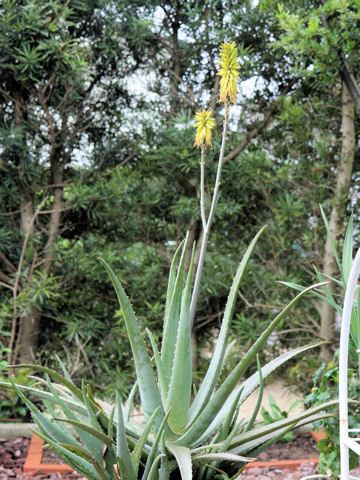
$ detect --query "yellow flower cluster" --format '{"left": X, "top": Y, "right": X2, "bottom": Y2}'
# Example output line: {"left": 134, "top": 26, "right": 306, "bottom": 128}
{"left": 217, "top": 42, "right": 239, "bottom": 104}
{"left": 193, "top": 110, "right": 215, "bottom": 148}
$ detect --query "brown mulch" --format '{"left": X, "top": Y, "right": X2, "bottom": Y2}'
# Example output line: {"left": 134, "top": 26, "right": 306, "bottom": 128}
{"left": 0, "top": 437, "right": 85, "bottom": 479}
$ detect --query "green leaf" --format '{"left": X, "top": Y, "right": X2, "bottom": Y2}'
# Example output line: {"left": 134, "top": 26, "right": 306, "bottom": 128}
{"left": 166, "top": 243, "right": 194, "bottom": 433}
{"left": 166, "top": 445, "right": 192, "bottom": 480}
{"left": 115, "top": 392, "right": 137, "bottom": 480}
{"left": 124, "top": 381, "right": 138, "bottom": 422}
{"left": 161, "top": 234, "right": 189, "bottom": 395}
{"left": 55, "top": 418, "right": 114, "bottom": 446}
{"left": 342, "top": 212, "right": 354, "bottom": 288}
{"left": 197, "top": 341, "right": 325, "bottom": 444}
{"left": 320, "top": 205, "right": 342, "bottom": 274}
{"left": 99, "top": 258, "right": 163, "bottom": 426}
{"left": 188, "top": 226, "right": 267, "bottom": 424}
{"left": 142, "top": 410, "right": 171, "bottom": 480}
{"left": 147, "top": 454, "right": 166, "bottom": 480}
{"left": 175, "top": 283, "right": 326, "bottom": 446}
{"left": 8, "top": 364, "right": 83, "bottom": 400}
{"left": 192, "top": 452, "right": 253, "bottom": 466}
{"left": 132, "top": 406, "right": 161, "bottom": 475}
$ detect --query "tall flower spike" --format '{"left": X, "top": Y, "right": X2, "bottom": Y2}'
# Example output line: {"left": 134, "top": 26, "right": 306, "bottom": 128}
{"left": 193, "top": 110, "right": 215, "bottom": 148}
{"left": 217, "top": 42, "right": 240, "bottom": 104}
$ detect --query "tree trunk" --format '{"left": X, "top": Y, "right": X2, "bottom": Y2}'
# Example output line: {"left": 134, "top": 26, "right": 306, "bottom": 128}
{"left": 18, "top": 307, "right": 40, "bottom": 363}
{"left": 320, "top": 82, "right": 355, "bottom": 360}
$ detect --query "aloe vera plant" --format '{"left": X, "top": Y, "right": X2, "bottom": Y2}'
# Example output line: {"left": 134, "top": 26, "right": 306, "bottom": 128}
{"left": 8, "top": 231, "right": 334, "bottom": 479}
{"left": 6, "top": 43, "right": 336, "bottom": 479}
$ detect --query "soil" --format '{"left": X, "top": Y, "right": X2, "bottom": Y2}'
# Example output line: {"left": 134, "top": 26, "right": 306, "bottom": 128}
{"left": 1, "top": 435, "right": 360, "bottom": 480}
{"left": 0, "top": 437, "right": 85, "bottom": 479}
{"left": 257, "top": 433, "right": 319, "bottom": 461}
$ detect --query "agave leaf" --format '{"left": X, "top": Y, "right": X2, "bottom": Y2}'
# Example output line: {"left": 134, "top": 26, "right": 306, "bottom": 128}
{"left": 195, "top": 341, "right": 325, "bottom": 445}
{"left": 147, "top": 453, "right": 166, "bottom": 480}
{"left": 115, "top": 392, "right": 137, "bottom": 480}
{"left": 161, "top": 234, "right": 189, "bottom": 394}
{"left": 92, "top": 458, "right": 110, "bottom": 480}
{"left": 166, "top": 445, "right": 192, "bottom": 480}
{"left": 124, "top": 380, "right": 139, "bottom": 422}
{"left": 342, "top": 212, "right": 354, "bottom": 288}
{"left": 8, "top": 364, "right": 83, "bottom": 400}
{"left": 189, "top": 226, "right": 267, "bottom": 424}
{"left": 132, "top": 406, "right": 161, "bottom": 476}
{"left": 166, "top": 243, "right": 194, "bottom": 433}
{"left": 320, "top": 205, "right": 342, "bottom": 273}
{"left": 99, "top": 258, "right": 163, "bottom": 426}
{"left": 175, "top": 284, "right": 326, "bottom": 447}
{"left": 192, "top": 452, "right": 253, "bottom": 466}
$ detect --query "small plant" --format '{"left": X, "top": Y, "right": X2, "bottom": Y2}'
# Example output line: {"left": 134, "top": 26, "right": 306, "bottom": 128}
{"left": 5, "top": 43, "right": 335, "bottom": 480}
{"left": 259, "top": 395, "right": 301, "bottom": 442}
{"left": 284, "top": 212, "right": 360, "bottom": 478}
{"left": 305, "top": 363, "right": 360, "bottom": 478}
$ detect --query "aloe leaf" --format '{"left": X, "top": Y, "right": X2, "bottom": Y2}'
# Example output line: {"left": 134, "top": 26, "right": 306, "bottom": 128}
{"left": 148, "top": 453, "right": 166, "bottom": 480}
{"left": 215, "top": 387, "right": 243, "bottom": 444}
{"left": 99, "top": 258, "right": 163, "bottom": 425}
{"left": 132, "top": 406, "right": 161, "bottom": 476}
{"left": 8, "top": 364, "right": 83, "bottom": 400}
{"left": 55, "top": 418, "right": 114, "bottom": 446}
{"left": 147, "top": 328, "right": 167, "bottom": 403}
{"left": 35, "top": 430, "right": 99, "bottom": 479}
{"left": 58, "top": 443, "right": 93, "bottom": 461}
{"left": 161, "top": 234, "right": 189, "bottom": 394}
{"left": 229, "top": 402, "right": 337, "bottom": 452}
{"left": 342, "top": 212, "right": 354, "bottom": 287}
{"left": 44, "top": 374, "right": 105, "bottom": 465}
{"left": 195, "top": 341, "right": 324, "bottom": 444}
{"left": 245, "top": 355, "right": 263, "bottom": 432}
{"left": 115, "top": 392, "right": 137, "bottom": 480}
{"left": 124, "top": 380, "right": 139, "bottom": 422}
{"left": 164, "top": 239, "right": 186, "bottom": 332}
{"left": 166, "top": 243, "right": 194, "bottom": 433}
{"left": 189, "top": 226, "right": 267, "bottom": 424}
{"left": 11, "top": 382, "right": 82, "bottom": 448}
{"left": 166, "top": 445, "right": 192, "bottom": 480}
{"left": 192, "top": 452, "right": 253, "bottom": 466}
{"left": 142, "top": 410, "right": 171, "bottom": 480}
{"left": 175, "top": 284, "right": 325, "bottom": 446}
{"left": 320, "top": 205, "right": 342, "bottom": 273}
{"left": 313, "top": 266, "right": 341, "bottom": 312}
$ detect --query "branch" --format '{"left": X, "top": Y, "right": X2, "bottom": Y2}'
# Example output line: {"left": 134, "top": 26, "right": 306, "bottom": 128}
{"left": 321, "top": 14, "right": 360, "bottom": 111}
{"left": 8, "top": 197, "right": 48, "bottom": 365}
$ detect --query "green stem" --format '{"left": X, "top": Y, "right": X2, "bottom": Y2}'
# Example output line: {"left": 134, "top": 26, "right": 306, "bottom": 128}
{"left": 190, "top": 103, "right": 230, "bottom": 329}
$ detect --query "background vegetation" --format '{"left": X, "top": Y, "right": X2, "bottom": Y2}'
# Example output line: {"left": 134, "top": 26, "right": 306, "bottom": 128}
{"left": 1, "top": 0, "right": 359, "bottom": 403}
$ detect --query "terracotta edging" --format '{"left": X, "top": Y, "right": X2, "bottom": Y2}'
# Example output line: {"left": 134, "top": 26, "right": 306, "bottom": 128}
{"left": 23, "top": 434, "right": 73, "bottom": 474}
{"left": 24, "top": 430, "right": 325, "bottom": 474}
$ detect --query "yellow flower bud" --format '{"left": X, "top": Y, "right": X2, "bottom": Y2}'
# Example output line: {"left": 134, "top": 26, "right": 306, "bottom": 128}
{"left": 217, "top": 42, "right": 240, "bottom": 104}
{"left": 193, "top": 110, "right": 215, "bottom": 148}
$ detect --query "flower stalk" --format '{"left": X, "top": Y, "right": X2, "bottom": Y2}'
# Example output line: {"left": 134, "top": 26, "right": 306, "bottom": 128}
{"left": 190, "top": 103, "right": 230, "bottom": 328}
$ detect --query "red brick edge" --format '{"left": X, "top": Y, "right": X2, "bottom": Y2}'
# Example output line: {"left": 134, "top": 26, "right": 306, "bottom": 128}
{"left": 24, "top": 430, "right": 325, "bottom": 474}
{"left": 23, "top": 434, "right": 73, "bottom": 474}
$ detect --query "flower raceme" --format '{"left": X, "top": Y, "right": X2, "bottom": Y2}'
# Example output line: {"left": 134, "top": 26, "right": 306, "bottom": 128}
{"left": 217, "top": 41, "right": 240, "bottom": 104}
{"left": 193, "top": 109, "right": 215, "bottom": 148}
